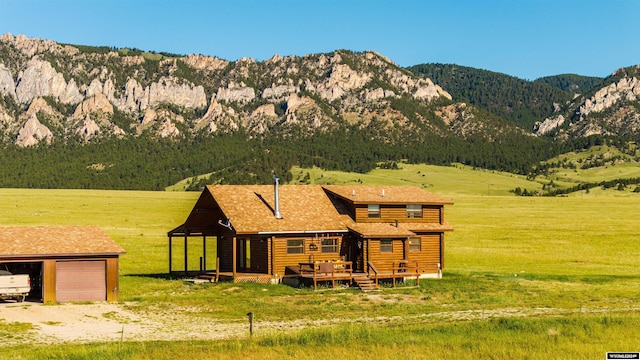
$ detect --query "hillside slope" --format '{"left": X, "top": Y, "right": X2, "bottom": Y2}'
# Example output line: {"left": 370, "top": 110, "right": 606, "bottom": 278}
{"left": 0, "top": 34, "right": 638, "bottom": 190}
{"left": 534, "top": 65, "right": 640, "bottom": 138}
{"left": 406, "top": 63, "right": 574, "bottom": 130}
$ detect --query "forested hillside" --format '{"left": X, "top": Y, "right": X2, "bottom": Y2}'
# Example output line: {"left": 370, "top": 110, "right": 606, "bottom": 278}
{"left": 1, "top": 34, "right": 639, "bottom": 191}
{"left": 533, "top": 74, "right": 604, "bottom": 94}
{"left": 406, "top": 63, "right": 574, "bottom": 130}
{"left": 0, "top": 125, "right": 569, "bottom": 190}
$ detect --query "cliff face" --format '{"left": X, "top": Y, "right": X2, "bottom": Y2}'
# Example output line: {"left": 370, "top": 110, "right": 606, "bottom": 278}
{"left": 0, "top": 34, "right": 459, "bottom": 146}
{"left": 534, "top": 66, "right": 640, "bottom": 138}
{"left": 1, "top": 33, "right": 638, "bottom": 148}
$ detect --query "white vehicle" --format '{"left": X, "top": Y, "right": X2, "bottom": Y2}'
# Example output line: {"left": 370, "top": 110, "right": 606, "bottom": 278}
{"left": 0, "top": 265, "right": 30, "bottom": 302}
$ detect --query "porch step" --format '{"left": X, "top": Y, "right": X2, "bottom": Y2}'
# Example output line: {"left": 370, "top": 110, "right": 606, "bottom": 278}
{"left": 352, "top": 275, "right": 379, "bottom": 292}
{"left": 198, "top": 273, "right": 217, "bottom": 282}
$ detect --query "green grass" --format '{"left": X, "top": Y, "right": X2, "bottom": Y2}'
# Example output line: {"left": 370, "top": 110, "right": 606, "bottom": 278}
{"left": 1, "top": 160, "right": 640, "bottom": 357}
{"left": 3, "top": 315, "right": 639, "bottom": 359}
{"left": 0, "top": 319, "right": 34, "bottom": 343}
{"left": 541, "top": 145, "right": 640, "bottom": 189}
{"left": 289, "top": 163, "right": 544, "bottom": 197}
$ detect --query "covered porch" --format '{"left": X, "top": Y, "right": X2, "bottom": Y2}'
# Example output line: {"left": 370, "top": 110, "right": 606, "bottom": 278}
{"left": 167, "top": 224, "right": 277, "bottom": 283}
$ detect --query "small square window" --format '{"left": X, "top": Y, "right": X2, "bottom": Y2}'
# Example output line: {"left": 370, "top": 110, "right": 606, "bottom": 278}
{"left": 380, "top": 239, "right": 392, "bottom": 253}
{"left": 287, "top": 239, "right": 305, "bottom": 254}
{"left": 407, "top": 204, "right": 422, "bottom": 218}
{"left": 368, "top": 204, "right": 380, "bottom": 218}
{"left": 409, "top": 237, "right": 421, "bottom": 252}
{"left": 321, "top": 238, "right": 338, "bottom": 253}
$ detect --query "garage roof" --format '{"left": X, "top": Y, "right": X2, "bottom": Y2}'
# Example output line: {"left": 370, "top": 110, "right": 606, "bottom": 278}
{"left": 0, "top": 226, "right": 126, "bottom": 258}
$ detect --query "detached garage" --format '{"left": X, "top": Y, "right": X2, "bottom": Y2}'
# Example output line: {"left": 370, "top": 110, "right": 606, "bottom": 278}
{"left": 0, "top": 226, "right": 125, "bottom": 303}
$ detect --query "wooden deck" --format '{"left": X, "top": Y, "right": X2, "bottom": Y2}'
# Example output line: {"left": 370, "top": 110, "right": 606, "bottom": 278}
{"left": 198, "top": 271, "right": 275, "bottom": 284}
{"left": 367, "top": 260, "right": 421, "bottom": 287}
{"left": 191, "top": 259, "right": 422, "bottom": 290}
{"left": 293, "top": 260, "right": 355, "bottom": 290}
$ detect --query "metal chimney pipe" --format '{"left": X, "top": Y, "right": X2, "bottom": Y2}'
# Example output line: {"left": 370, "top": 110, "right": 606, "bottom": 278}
{"left": 273, "top": 175, "right": 283, "bottom": 219}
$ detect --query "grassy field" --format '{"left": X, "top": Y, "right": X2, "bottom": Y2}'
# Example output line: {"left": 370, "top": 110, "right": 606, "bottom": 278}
{"left": 2, "top": 162, "right": 640, "bottom": 358}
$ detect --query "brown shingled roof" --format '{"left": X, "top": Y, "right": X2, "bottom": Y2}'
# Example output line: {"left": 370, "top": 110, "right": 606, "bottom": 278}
{"left": 347, "top": 221, "right": 454, "bottom": 238}
{"left": 322, "top": 185, "right": 453, "bottom": 205}
{"left": 400, "top": 222, "right": 454, "bottom": 233}
{"left": 0, "top": 226, "right": 126, "bottom": 258}
{"left": 207, "top": 185, "right": 350, "bottom": 234}
{"left": 347, "top": 222, "right": 416, "bottom": 238}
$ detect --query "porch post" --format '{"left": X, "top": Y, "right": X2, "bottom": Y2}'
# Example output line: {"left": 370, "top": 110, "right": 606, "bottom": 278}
{"left": 403, "top": 237, "right": 408, "bottom": 260}
{"left": 232, "top": 236, "right": 237, "bottom": 280}
{"left": 203, "top": 235, "right": 207, "bottom": 272}
{"left": 184, "top": 235, "right": 188, "bottom": 273}
{"left": 366, "top": 239, "right": 370, "bottom": 267}
{"left": 168, "top": 236, "right": 172, "bottom": 274}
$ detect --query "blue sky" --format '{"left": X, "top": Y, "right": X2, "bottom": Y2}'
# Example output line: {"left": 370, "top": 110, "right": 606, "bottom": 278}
{"left": 0, "top": 0, "right": 638, "bottom": 80}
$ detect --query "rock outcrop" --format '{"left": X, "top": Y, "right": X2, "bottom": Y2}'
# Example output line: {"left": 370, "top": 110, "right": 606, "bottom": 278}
{"left": 540, "top": 67, "right": 640, "bottom": 138}
{"left": 16, "top": 114, "right": 53, "bottom": 146}
{"left": 0, "top": 63, "right": 17, "bottom": 99}
{"left": 534, "top": 115, "right": 565, "bottom": 136}
{"left": 261, "top": 84, "right": 298, "bottom": 101}
{"left": 579, "top": 76, "right": 640, "bottom": 117}
{"left": 196, "top": 99, "right": 240, "bottom": 133}
{"left": 149, "top": 77, "right": 207, "bottom": 109}
{"left": 15, "top": 59, "right": 83, "bottom": 104}
{"left": 215, "top": 83, "right": 256, "bottom": 103}
{"left": 75, "top": 116, "right": 101, "bottom": 138}
{"left": 72, "top": 93, "right": 114, "bottom": 119}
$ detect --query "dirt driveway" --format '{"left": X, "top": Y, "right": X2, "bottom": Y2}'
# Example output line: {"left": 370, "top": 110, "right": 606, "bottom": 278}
{"left": 0, "top": 301, "right": 249, "bottom": 345}
{"left": 3, "top": 300, "right": 637, "bottom": 346}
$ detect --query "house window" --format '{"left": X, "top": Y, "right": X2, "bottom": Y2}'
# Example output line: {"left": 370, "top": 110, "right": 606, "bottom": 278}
{"left": 287, "top": 239, "right": 305, "bottom": 254}
{"left": 368, "top": 204, "right": 380, "bottom": 218}
{"left": 409, "top": 237, "right": 421, "bottom": 252}
{"left": 407, "top": 204, "right": 423, "bottom": 218}
{"left": 380, "top": 239, "right": 393, "bottom": 253}
{"left": 321, "top": 238, "right": 338, "bottom": 253}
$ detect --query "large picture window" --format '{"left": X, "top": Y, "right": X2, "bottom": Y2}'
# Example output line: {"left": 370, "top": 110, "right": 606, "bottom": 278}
{"left": 380, "top": 239, "right": 393, "bottom": 253}
{"left": 321, "top": 238, "right": 338, "bottom": 253}
{"left": 406, "top": 204, "right": 423, "bottom": 218}
{"left": 368, "top": 204, "right": 380, "bottom": 218}
{"left": 287, "top": 239, "right": 305, "bottom": 254}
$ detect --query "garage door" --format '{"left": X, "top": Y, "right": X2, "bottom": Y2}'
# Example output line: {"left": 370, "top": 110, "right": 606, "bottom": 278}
{"left": 56, "top": 261, "right": 106, "bottom": 302}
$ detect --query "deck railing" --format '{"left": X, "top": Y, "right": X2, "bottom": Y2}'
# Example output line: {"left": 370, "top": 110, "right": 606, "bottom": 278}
{"left": 297, "top": 260, "right": 353, "bottom": 290}
{"left": 366, "top": 260, "right": 420, "bottom": 287}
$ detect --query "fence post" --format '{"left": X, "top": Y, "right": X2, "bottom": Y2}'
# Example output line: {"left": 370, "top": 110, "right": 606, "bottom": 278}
{"left": 247, "top": 312, "right": 254, "bottom": 337}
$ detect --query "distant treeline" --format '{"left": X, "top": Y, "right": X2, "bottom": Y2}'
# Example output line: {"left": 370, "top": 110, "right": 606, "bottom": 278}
{"left": 0, "top": 127, "right": 619, "bottom": 191}
{"left": 514, "top": 177, "right": 640, "bottom": 196}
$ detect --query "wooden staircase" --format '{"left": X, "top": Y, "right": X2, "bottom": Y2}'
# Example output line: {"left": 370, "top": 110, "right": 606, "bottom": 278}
{"left": 352, "top": 274, "right": 379, "bottom": 292}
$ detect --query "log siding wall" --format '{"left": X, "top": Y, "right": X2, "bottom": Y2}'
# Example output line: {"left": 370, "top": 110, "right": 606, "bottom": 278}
{"left": 355, "top": 205, "right": 442, "bottom": 223}
{"left": 407, "top": 234, "right": 442, "bottom": 273}
{"left": 364, "top": 234, "right": 442, "bottom": 275}
{"left": 271, "top": 235, "right": 345, "bottom": 277}
{"left": 367, "top": 238, "right": 406, "bottom": 264}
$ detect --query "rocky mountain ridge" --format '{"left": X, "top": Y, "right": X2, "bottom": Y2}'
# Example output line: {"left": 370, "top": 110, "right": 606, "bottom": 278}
{"left": 534, "top": 66, "right": 640, "bottom": 138}
{"left": 1, "top": 33, "right": 639, "bottom": 149}
{"left": 0, "top": 33, "right": 458, "bottom": 147}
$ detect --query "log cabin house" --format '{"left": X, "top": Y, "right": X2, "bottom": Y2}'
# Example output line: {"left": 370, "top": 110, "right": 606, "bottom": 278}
{"left": 168, "top": 180, "right": 453, "bottom": 290}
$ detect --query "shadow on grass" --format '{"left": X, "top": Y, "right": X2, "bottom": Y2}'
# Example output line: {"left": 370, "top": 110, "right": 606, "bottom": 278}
{"left": 123, "top": 273, "right": 185, "bottom": 280}
{"left": 516, "top": 273, "right": 640, "bottom": 284}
